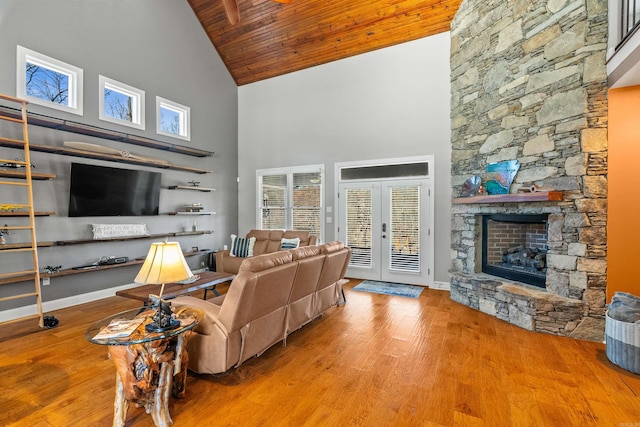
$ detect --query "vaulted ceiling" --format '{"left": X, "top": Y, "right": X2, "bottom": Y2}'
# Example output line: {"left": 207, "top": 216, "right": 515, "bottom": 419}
{"left": 188, "top": 0, "right": 463, "bottom": 86}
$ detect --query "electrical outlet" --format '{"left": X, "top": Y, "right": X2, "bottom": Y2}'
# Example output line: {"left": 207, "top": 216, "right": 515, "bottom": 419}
{"left": 42, "top": 277, "right": 50, "bottom": 286}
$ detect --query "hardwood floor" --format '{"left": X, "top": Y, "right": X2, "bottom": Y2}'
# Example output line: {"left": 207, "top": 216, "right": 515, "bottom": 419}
{"left": 1, "top": 280, "right": 639, "bottom": 426}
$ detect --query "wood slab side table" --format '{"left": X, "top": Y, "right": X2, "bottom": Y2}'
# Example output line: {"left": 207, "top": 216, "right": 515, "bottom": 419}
{"left": 116, "top": 271, "right": 235, "bottom": 303}
{"left": 86, "top": 306, "right": 204, "bottom": 427}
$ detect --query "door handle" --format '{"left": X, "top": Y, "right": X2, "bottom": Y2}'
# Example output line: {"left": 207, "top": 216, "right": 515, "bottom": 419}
{"left": 382, "top": 223, "right": 387, "bottom": 232}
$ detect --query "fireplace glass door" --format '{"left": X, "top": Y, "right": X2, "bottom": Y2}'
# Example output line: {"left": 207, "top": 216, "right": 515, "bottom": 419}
{"left": 482, "top": 214, "right": 548, "bottom": 288}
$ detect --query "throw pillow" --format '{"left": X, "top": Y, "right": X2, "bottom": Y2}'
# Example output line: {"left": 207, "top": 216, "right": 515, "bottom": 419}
{"left": 281, "top": 237, "right": 301, "bottom": 250}
{"left": 230, "top": 234, "right": 256, "bottom": 257}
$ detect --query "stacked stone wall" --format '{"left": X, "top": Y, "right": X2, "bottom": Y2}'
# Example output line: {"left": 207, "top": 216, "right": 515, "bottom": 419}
{"left": 449, "top": 0, "right": 608, "bottom": 341}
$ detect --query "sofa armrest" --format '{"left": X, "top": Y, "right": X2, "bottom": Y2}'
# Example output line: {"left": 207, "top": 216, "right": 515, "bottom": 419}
{"left": 215, "top": 250, "right": 231, "bottom": 273}
{"left": 172, "top": 296, "right": 238, "bottom": 374}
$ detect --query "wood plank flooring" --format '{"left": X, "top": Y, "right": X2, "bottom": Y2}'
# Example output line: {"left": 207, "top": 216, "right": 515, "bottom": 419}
{"left": 1, "top": 280, "right": 639, "bottom": 426}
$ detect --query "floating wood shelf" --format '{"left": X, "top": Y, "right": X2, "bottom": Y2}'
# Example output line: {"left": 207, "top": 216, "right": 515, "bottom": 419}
{"left": 0, "top": 170, "right": 56, "bottom": 180}
{"left": 0, "top": 104, "right": 213, "bottom": 158}
{"left": 453, "top": 191, "right": 563, "bottom": 204}
{"left": 0, "top": 139, "right": 212, "bottom": 174}
{"left": 0, "top": 230, "right": 213, "bottom": 251}
{"left": 168, "top": 185, "right": 216, "bottom": 192}
{"left": 0, "top": 241, "right": 54, "bottom": 250}
{"left": 0, "top": 211, "right": 55, "bottom": 217}
{"left": 0, "top": 250, "right": 212, "bottom": 285}
{"left": 54, "top": 230, "right": 214, "bottom": 246}
{"left": 167, "top": 212, "right": 216, "bottom": 216}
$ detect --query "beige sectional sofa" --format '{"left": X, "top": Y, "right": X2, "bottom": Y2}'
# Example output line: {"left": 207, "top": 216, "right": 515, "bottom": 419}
{"left": 215, "top": 229, "right": 318, "bottom": 275}
{"left": 173, "top": 241, "right": 351, "bottom": 375}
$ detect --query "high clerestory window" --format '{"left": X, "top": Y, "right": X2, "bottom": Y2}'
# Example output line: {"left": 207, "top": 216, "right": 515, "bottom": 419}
{"left": 156, "top": 96, "right": 190, "bottom": 141}
{"left": 99, "top": 75, "right": 145, "bottom": 130}
{"left": 16, "top": 46, "right": 84, "bottom": 115}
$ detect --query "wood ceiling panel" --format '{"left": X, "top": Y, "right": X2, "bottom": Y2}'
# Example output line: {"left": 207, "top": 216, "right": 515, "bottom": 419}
{"left": 188, "top": 0, "right": 462, "bottom": 85}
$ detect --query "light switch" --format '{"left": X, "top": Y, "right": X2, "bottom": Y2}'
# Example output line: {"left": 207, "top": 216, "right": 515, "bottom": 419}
{"left": 326, "top": 217, "right": 333, "bottom": 223}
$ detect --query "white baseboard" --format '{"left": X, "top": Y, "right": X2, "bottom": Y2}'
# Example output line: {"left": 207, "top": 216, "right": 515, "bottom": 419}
{"left": 0, "top": 282, "right": 140, "bottom": 323}
{"left": 430, "top": 281, "right": 450, "bottom": 291}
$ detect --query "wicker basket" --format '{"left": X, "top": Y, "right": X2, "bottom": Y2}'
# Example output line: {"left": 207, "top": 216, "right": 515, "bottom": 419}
{"left": 605, "top": 312, "right": 640, "bottom": 374}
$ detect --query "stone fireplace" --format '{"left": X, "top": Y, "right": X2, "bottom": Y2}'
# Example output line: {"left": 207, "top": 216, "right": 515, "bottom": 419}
{"left": 449, "top": 0, "right": 608, "bottom": 341}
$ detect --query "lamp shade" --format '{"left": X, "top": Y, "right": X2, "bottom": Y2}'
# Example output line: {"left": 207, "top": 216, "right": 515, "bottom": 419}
{"left": 134, "top": 241, "right": 193, "bottom": 285}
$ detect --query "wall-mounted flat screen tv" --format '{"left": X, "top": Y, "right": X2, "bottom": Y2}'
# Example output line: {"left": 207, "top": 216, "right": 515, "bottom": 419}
{"left": 68, "top": 163, "right": 161, "bottom": 217}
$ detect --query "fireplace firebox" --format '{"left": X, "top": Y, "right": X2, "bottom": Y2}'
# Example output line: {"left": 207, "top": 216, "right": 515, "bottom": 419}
{"left": 481, "top": 214, "right": 548, "bottom": 288}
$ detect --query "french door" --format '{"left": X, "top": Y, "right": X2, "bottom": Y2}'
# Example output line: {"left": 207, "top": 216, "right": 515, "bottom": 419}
{"left": 338, "top": 179, "right": 431, "bottom": 286}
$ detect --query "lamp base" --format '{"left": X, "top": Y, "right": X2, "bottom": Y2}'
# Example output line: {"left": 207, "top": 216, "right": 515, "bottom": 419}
{"left": 145, "top": 317, "right": 180, "bottom": 332}
{"left": 146, "top": 293, "right": 179, "bottom": 332}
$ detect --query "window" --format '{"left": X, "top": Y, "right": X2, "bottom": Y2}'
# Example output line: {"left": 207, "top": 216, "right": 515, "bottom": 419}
{"left": 156, "top": 97, "right": 190, "bottom": 141}
{"left": 99, "top": 75, "right": 145, "bottom": 130}
{"left": 16, "top": 46, "right": 83, "bottom": 115}
{"left": 257, "top": 165, "right": 324, "bottom": 241}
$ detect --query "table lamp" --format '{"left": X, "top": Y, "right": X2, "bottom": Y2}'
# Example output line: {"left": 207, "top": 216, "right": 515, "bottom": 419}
{"left": 134, "top": 240, "right": 193, "bottom": 332}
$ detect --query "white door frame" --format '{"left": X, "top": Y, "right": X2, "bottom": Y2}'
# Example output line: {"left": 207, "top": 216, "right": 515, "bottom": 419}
{"left": 334, "top": 155, "right": 435, "bottom": 287}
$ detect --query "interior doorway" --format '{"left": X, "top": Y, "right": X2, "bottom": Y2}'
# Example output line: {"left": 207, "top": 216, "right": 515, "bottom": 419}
{"left": 335, "top": 157, "right": 433, "bottom": 286}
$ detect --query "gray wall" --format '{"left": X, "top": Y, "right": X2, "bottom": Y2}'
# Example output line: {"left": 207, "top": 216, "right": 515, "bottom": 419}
{"left": 238, "top": 33, "right": 452, "bottom": 284}
{"left": 0, "top": 0, "right": 238, "bottom": 313}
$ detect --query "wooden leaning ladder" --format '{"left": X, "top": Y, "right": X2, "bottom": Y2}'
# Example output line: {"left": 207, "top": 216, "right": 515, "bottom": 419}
{"left": 0, "top": 94, "right": 45, "bottom": 328}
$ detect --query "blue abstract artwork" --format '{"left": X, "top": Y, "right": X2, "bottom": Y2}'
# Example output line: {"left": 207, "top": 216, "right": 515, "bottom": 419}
{"left": 485, "top": 160, "right": 520, "bottom": 195}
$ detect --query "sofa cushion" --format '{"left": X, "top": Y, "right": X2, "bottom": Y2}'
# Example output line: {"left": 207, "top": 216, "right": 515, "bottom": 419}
{"left": 281, "top": 237, "right": 301, "bottom": 250}
{"left": 247, "top": 229, "right": 276, "bottom": 255}
{"left": 283, "top": 230, "right": 315, "bottom": 247}
{"left": 290, "top": 245, "right": 322, "bottom": 260}
{"left": 319, "top": 241, "right": 345, "bottom": 254}
{"left": 239, "top": 250, "right": 293, "bottom": 273}
{"left": 230, "top": 234, "right": 256, "bottom": 257}
{"left": 264, "top": 230, "right": 285, "bottom": 253}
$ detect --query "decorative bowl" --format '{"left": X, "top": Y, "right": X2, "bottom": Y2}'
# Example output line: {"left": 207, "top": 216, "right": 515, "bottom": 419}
{"left": 461, "top": 175, "right": 481, "bottom": 197}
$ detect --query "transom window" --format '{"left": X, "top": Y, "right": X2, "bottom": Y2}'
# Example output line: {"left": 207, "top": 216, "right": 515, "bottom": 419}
{"left": 16, "top": 46, "right": 83, "bottom": 115}
{"left": 99, "top": 75, "right": 145, "bottom": 130}
{"left": 257, "top": 165, "right": 324, "bottom": 241}
{"left": 156, "top": 96, "right": 190, "bottom": 141}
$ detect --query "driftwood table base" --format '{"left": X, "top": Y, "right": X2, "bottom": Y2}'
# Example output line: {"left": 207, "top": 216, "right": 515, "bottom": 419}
{"left": 86, "top": 306, "right": 202, "bottom": 427}
{"left": 108, "top": 333, "right": 190, "bottom": 427}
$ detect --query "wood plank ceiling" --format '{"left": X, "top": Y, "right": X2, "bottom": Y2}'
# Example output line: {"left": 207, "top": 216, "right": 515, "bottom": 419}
{"left": 188, "top": 0, "right": 463, "bottom": 86}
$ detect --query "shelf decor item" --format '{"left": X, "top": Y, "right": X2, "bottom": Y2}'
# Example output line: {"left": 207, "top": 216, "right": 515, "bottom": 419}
{"left": 92, "top": 223, "right": 149, "bottom": 239}
{"left": 0, "top": 204, "right": 24, "bottom": 212}
{"left": 185, "top": 203, "right": 204, "bottom": 212}
{"left": 64, "top": 141, "right": 171, "bottom": 165}
{"left": 460, "top": 175, "right": 482, "bottom": 197}
{"left": 134, "top": 240, "right": 194, "bottom": 332}
{"left": 484, "top": 160, "right": 520, "bottom": 195}
{"left": 43, "top": 265, "right": 62, "bottom": 273}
